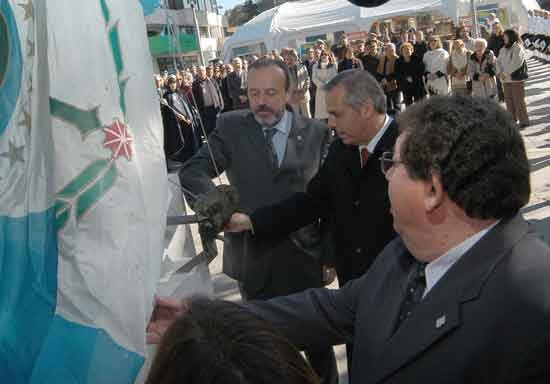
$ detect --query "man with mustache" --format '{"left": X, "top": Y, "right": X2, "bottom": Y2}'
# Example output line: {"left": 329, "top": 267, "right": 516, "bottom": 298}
{"left": 178, "top": 58, "right": 338, "bottom": 384}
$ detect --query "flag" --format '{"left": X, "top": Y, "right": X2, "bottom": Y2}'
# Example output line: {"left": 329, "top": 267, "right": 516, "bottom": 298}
{"left": 1, "top": 0, "right": 168, "bottom": 382}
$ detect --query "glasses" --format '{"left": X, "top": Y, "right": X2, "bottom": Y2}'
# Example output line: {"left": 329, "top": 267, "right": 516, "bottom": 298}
{"left": 379, "top": 151, "right": 404, "bottom": 176}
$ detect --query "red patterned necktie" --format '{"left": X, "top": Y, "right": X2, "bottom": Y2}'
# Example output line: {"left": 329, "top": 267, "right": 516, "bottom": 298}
{"left": 361, "top": 147, "right": 370, "bottom": 168}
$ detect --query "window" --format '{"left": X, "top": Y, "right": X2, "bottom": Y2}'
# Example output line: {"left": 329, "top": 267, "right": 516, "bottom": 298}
{"left": 166, "top": 0, "right": 185, "bottom": 9}
{"left": 199, "top": 26, "right": 209, "bottom": 38}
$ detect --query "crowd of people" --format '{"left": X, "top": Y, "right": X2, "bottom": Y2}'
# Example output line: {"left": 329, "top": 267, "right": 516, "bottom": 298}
{"left": 142, "top": 10, "right": 550, "bottom": 380}
{"left": 156, "top": 19, "right": 538, "bottom": 166}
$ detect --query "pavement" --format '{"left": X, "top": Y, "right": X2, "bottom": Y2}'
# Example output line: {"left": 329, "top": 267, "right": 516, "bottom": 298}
{"left": 190, "top": 55, "right": 550, "bottom": 384}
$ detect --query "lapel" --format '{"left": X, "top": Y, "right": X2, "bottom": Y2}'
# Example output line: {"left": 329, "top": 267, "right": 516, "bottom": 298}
{"left": 276, "top": 108, "right": 306, "bottom": 177}
{"left": 366, "top": 214, "right": 529, "bottom": 384}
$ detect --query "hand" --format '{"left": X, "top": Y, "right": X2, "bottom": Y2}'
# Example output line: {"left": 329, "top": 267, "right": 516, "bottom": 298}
{"left": 322, "top": 266, "right": 337, "bottom": 286}
{"left": 146, "top": 296, "right": 189, "bottom": 344}
{"left": 224, "top": 212, "right": 252, "bottom": 233}
{"left": 160, "top": 98, "right": 168, "bottom": 106}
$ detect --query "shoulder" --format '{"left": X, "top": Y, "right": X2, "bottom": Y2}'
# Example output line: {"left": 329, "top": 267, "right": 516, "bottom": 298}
{"left": 298, "top": 115, "right": 328, "bottom": 133}
{"left": 217, "top": 109, "right": 254, "bottom": 131}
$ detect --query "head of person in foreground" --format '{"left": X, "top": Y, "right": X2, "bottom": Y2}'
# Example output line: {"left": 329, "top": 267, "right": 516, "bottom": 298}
{"left": 146, "top": 298, "right": 320, "bottom": 384}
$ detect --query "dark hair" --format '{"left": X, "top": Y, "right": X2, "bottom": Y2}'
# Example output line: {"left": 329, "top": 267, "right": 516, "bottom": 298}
{"left": 503, "top": 29, "right": 520, "bottom": 47}
{"left": 248, "top": 57, "right": 291, "bottom": 91}
{"left": 146, "top": 299, "right": 319, "bottom": 384}
{"left": 397, "top": 95, "right": 530, "bottom": 220}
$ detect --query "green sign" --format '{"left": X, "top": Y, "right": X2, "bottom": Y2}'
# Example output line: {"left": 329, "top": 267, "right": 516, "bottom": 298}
{"left": 148, "top": 33, "right": 199, "bottom": 55}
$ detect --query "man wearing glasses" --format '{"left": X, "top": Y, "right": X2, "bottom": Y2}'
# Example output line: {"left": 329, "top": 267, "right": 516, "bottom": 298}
{"left": 150, "top": 95, "right": 550, "bottom": 383}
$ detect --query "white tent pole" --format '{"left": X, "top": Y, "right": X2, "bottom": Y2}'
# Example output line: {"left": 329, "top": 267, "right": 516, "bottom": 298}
{"left": 470, "top": 0, "right": 480, "bottom": 38}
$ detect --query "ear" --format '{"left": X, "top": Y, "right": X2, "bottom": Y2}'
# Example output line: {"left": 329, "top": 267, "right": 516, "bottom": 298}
{"left": 424, "top": 171, "right": 444, "bottom": 213}
{"left": 360, "top": 99, "right": 374, "bottom": 120}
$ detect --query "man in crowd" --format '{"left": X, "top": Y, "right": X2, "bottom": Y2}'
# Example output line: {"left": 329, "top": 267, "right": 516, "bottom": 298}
{"left": 226, "top": 57, "right": 248, "bottom": 110}
{"left": 179, "top": 58, "right": 338, "bottom": 384}
{"left": 192, "top": 65, "right": 224, "bottom": 138}
{"left": 226, "top": 70, "right": 398, "bottom": 377}
{"left": 361, "top": 39, "right": 381, "bottom": 78}
{"left": 286, "top": 49, "right": 312, "bottom": 118}
{"left": 150, "top": 95, "right": 550, "bottom": 383}
{"left": 220, "top": 63, "right": 234, "bottom": 112}
{"left": 303, "top": 48, "right": 318, "bottom": 118}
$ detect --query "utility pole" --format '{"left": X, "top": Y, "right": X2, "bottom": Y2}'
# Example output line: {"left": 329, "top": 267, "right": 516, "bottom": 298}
{"left": 191, "top": 0, "right": 206, "bottom": 66}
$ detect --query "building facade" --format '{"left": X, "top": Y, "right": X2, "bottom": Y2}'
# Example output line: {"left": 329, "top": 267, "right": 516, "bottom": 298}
{"left": 146, "top": 0, "right": 228, "bottom": 72}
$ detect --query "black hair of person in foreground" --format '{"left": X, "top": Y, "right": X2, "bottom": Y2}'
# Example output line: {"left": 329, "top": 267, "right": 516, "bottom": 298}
{"left": 146, "top": 298, "right": 320, "bottom": 384}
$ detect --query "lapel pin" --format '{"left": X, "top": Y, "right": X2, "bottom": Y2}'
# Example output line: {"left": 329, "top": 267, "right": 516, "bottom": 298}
{"left": 435, "top": 315, "right": 446, "bottom": 329}
{"left": 297, "top": 135, "right": 302, "bottom": 141}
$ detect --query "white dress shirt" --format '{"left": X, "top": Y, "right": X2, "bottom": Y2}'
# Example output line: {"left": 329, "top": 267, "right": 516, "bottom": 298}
{"left": 358, "top": 114, "right": 392, "bottom": 165}
{"left": 423, "top": 221, "right": 500, "bottom": 298}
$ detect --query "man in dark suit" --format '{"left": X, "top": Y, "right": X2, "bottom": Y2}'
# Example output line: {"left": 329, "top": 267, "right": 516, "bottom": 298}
{"left": 179, "top": 58, "right": 338, "bottom": 384}
{"left": 150, "top": 96, "right": 550, "bottom": 383}
{"left": 225, "top": 57, "right": 248, "bottom": 110}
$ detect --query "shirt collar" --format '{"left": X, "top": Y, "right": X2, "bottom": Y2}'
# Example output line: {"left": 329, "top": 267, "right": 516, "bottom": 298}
{"left": 359, "top": 114, "right": 392, "bottom": 155}
{"left": 424, "top": 221, "right": 500, "bottom": 296}
{"left": 263, "top": 110, "right": 291, "bottom": 135}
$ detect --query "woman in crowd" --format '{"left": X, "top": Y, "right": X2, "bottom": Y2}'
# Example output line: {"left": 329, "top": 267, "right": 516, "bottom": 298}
{"left": 469, "top": 38, "right": 497, "bottom": 99}
{"left": 423, "top": 36, "right": 450, "bottom": 95}
{"left": 396, "top": 42, "right": 426, "bottom": 106}
{"left": 338, "top": 47, "right": 363, "bottom": 72}
{"left": 161, "top": 76, "right": 198, "bottom": 163}
{"left": 497, "top": 29, "right": 530, "bottom": 127}
{"left": 413, "top": 30, "right": 428, "bottom": 60}
{"left": 312, "top": 50, "right": 338, "bottom": 121}
{"left": 377, "top": 42, "right": 401, "bottom": 111}
{"left": 488, "top": 22, "right": 505, "bottom": 101}
{"left": 448, "top": 39, "right": 471, "bottom": 96}
{"left": 146, "top": 299, "right": 320, "bottom": 384}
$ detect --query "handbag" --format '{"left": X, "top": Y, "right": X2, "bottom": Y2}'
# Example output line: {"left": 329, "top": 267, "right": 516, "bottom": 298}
{"left": 510, "top": 60, "right": 528, "bottom": 81}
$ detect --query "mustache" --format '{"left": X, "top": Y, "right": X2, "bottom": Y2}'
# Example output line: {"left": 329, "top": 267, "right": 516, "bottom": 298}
{"left": 254, "top": 105, "right": 274, "bottom": 113}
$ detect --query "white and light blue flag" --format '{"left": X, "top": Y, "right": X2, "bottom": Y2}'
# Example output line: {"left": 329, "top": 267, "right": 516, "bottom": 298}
{"left": 1, "top": 0, "right": 169, "bottom": 382}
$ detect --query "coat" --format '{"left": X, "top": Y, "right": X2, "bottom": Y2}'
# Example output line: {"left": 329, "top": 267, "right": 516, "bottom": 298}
{"left": 311, "top": 63, "right": 338, "bottom": 120}
{"left": 469, "top": 50, "right": 498, "bottom": 98}
{"left": 252, "top": 119, "right": 398, "bottom": 285}
{"left": 248, "top": 214, "right": 550, "bottom": 383}
{"left": 179, "top": 108, "right": 330, "bottom": 298}
{"left": 423, "top": 48, "right": 450, "bottom": 95}
{"left": 395, "top": 55, "right": 426, "bottom": 100}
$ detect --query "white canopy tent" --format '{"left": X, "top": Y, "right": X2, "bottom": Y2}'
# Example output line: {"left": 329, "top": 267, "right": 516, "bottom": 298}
{"left": 223, "top": 0, "right": 540, "bottom": 61}
{"left": 223, "top": 0, "right": 457, "bottom": 61}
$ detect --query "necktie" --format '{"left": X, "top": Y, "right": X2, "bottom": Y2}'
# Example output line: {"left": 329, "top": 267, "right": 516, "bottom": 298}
{"left": 361, "top": 147, "right": 370, "bottom": 168}
{"left": 394, "top": 261, "right": 427, "bottom": 332}
{"left": 264, "top": 128, "right": 279, "bottom": 169}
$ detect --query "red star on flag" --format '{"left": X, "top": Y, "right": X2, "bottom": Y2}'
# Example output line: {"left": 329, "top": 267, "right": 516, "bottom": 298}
{"left": 103, "top": 119, "right": 133, "bottom": 161}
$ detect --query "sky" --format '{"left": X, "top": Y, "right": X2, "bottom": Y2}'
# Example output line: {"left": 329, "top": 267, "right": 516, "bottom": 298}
{"left": 218, "top": 0, "right": 245, "bottom": 12}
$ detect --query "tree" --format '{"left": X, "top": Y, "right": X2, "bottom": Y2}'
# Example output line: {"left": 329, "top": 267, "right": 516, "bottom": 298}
{"left": 226, "top": 0, "right": 260, "bottom": 27}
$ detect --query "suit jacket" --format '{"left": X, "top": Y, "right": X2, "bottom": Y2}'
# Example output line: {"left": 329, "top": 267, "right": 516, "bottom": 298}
{"left": 252, "top": 119, "right": 398, "bottom": 284}
{"left": 226, "top": 70, "right": 248, "bottom": 109}
{"left": 192, "top": 77, "right": 223, "bottom": 113}
{"left": 248, "top": 214, "right": 550, "bottom": 383}
{"left": 179, "top": 108, "right": 330, "bottom": 296}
